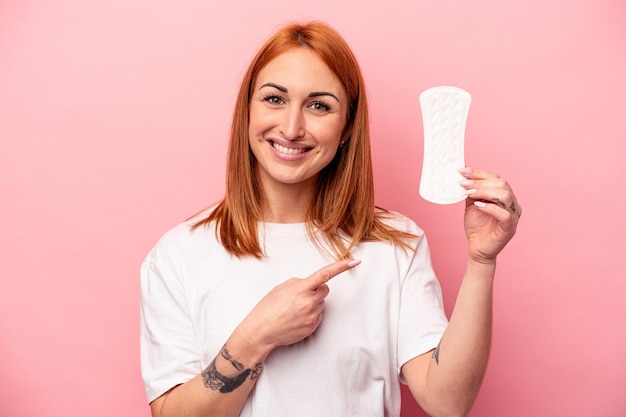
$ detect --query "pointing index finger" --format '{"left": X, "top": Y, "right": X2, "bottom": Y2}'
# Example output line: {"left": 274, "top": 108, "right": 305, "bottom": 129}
{"left": 306, "top": 259, "right": 361, "bottom": 289}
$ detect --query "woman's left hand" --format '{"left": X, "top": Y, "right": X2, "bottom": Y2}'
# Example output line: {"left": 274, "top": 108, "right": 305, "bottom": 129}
{"left": 459, "top": 167, "right": 522, "bottom": 264}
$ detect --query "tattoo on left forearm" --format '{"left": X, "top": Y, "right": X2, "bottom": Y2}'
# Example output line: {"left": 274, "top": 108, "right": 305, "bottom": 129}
{"left": 433, "top": 341, "right": 441, "bottom": 365}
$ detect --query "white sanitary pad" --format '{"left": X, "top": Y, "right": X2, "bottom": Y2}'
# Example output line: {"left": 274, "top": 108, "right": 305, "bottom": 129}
{"left": 419, "top": 86, "right": 471, "bottom": 204}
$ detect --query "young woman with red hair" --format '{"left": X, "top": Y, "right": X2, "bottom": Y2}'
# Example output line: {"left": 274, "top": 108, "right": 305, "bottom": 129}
{"left": 140, "top": 21, "right": 521, "bottom": 417}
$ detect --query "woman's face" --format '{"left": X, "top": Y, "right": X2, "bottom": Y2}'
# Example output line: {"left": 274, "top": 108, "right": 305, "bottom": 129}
{"left": 248, "top": 47, "right": 348, "bottom": 195}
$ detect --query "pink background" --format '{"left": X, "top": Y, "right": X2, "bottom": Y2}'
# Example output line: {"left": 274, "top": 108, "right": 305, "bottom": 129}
{"left": 1, "top": 1, "right": 625, "bottom": 416}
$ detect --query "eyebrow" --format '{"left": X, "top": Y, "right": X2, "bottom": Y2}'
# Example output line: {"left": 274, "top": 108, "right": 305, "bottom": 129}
{"left": 259, "top": 82, "right": 340, "bottom": 102}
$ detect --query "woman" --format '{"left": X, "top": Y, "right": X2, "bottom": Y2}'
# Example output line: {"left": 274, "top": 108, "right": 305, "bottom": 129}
{"left": 140, "top": 21, "right": 521, "bottom": 417}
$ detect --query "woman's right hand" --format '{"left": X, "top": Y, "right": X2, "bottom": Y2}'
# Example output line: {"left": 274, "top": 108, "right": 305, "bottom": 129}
{"left": 235, "top": 259, "right": 361, "bottom": 354}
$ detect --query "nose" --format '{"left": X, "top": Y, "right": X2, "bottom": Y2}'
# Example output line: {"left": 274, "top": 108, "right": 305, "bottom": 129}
{"left": 279, "top": 106, "right": 305, "bottom": 140}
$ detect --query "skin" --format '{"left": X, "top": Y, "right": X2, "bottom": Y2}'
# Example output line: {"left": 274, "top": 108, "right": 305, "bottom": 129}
{"left": 247, "top": 47, "right": 348, "bottom": 223}
{"left": 402, "top": 167, "right": 521, "bottom": 417}
{"left": 150, "top": 48, "right": 354, "bottom": 417}
{"left": 151, "top": 259, "right": 361, "bottom": 417}
{"left": 149, "top": 47, "right": 522, "bottom": 417}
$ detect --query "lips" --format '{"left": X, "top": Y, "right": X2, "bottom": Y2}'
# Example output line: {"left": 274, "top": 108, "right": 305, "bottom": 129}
{"left": 271, "top": 141, "right": 309, "bottom": 155}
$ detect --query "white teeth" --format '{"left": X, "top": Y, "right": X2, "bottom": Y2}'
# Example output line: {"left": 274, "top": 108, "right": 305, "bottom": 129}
{"left": 273, "top": 142, "right": 306, "bottom": 155}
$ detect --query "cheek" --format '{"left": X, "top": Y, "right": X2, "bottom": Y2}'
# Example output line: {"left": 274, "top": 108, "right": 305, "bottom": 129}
{"left": 249, "top": 103, "right": 269, "bottom": 129}
{"left": 312, "top": 118, "right": 345, "bottom": 144}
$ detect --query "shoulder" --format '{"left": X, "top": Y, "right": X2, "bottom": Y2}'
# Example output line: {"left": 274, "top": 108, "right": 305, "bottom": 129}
{"left": 375, "top": 208, "right": 425, "bottom": 236}
{"left": 145, "top": 207, "right": 219, "bottom": 263}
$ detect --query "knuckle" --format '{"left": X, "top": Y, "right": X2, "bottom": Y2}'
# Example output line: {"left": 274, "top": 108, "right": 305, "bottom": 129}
{"left": 298, "top": 298, "right": 317, "bottom": 314}
{"left": 282, "top": 278, "right": 297, "bottom": 287}
{"left": 317, "top": 270, "right": 332, "bottom": 283}
{"left": 301, "top": 314, "right": 319, "bottom": 332}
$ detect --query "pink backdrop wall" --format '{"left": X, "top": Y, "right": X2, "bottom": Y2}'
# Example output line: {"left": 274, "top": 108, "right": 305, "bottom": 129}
{"left": 1, "top": 1, "right": 625, "bottom": 416}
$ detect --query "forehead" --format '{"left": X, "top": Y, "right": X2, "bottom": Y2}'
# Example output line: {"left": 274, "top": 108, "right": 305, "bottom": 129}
{"left": 254, "top": 48, "right": 345, "bottom": 96}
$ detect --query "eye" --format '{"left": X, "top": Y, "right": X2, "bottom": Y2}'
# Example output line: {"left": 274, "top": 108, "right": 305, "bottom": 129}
{"left": 262, "top": 94, "right": 285, "bottom": 105}
{"left": 309, "top": 100, "right": 331, "bottom": 112}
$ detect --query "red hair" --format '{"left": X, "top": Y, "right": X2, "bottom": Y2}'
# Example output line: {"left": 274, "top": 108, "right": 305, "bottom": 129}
{"left": 193, "top": 21, "right": 415, "bottom": 258}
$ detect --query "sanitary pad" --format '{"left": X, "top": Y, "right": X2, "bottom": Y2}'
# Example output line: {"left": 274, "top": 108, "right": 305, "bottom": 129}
{"left": 419, "top": 86, "right": 471, "bottom": 204}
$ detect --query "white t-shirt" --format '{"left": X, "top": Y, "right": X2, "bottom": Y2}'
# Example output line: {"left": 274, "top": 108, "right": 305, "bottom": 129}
{"left": 140, "top": 212, "right": 448, "bottom": 416}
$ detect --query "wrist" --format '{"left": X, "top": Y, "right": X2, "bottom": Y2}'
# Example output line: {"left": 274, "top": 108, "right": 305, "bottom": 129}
{"left": 465, "top": 256, "right": 497, "bottom": 279}
{"left": 467, "top": 250, "right": 498, "bottom": 267}
{"left": 229, "top": 324, "right": 275, "bottom": 364}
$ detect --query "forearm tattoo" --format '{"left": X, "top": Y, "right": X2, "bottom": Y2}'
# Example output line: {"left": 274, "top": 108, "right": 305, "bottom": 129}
{"left": 221, "top": 346, "right": 244, "bottom": 371}
{"left": 201, "top": 346, "right": 264, "bottom": 393}
{"left": 433, "top": 341, "right": 441, "bottom": 365}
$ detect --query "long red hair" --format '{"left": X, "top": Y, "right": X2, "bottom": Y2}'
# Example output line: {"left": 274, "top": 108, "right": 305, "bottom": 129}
{"left": 193, "top": 21, "right": 415, "bottom": 258}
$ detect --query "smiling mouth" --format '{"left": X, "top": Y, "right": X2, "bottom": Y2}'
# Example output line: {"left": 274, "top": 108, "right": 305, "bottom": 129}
{"left": 272, "top": 142, "right": 309, "bottom": 155}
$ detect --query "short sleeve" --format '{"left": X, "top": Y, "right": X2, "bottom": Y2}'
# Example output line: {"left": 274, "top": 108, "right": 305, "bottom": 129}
{"left": 139, "top": 231, "right": 202, "bottom": 403}
{"left": 397, "top": 233, "right": 448, "bottom": 379}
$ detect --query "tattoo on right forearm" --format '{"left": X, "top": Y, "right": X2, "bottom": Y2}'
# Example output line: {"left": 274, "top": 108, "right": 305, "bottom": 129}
{"left": 221, "top": 346, "right": 244, "bottom": 371}
{"left": 251, "top": 363, "right": 263, "bottom": 381}
{"left": 201, "top": 346, "right": 264, "bottom": 394}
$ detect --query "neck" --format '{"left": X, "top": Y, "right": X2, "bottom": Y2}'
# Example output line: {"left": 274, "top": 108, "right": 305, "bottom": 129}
{"left": 260, "top": 182, "right": 316, "bottom": 223}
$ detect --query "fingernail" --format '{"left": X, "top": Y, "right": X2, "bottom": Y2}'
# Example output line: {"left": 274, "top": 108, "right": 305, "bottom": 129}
{"left": 465, "top": 188, "right": 477, "bottom": 196}
{"left": 458, "top": 167, "right": 472, "bottom": 174}
{"left": 474, "top": 201, "right": 487, "bottom": 208}
{"left": 348, "top": 259, "right": 361, "bottom": 267}
{"left": 459, "top": 179, "right": 473, "bottom": 187}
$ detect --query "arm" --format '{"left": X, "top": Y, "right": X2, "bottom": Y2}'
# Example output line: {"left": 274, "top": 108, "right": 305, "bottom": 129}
{"left": 148, "top": 259, "right": 361, "bottom": 417}
{"left": 150, "top": 330, "right": 268, "bottom": 417}
{"left": 402, "top": 167, "right": 521, "bottom": 417}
